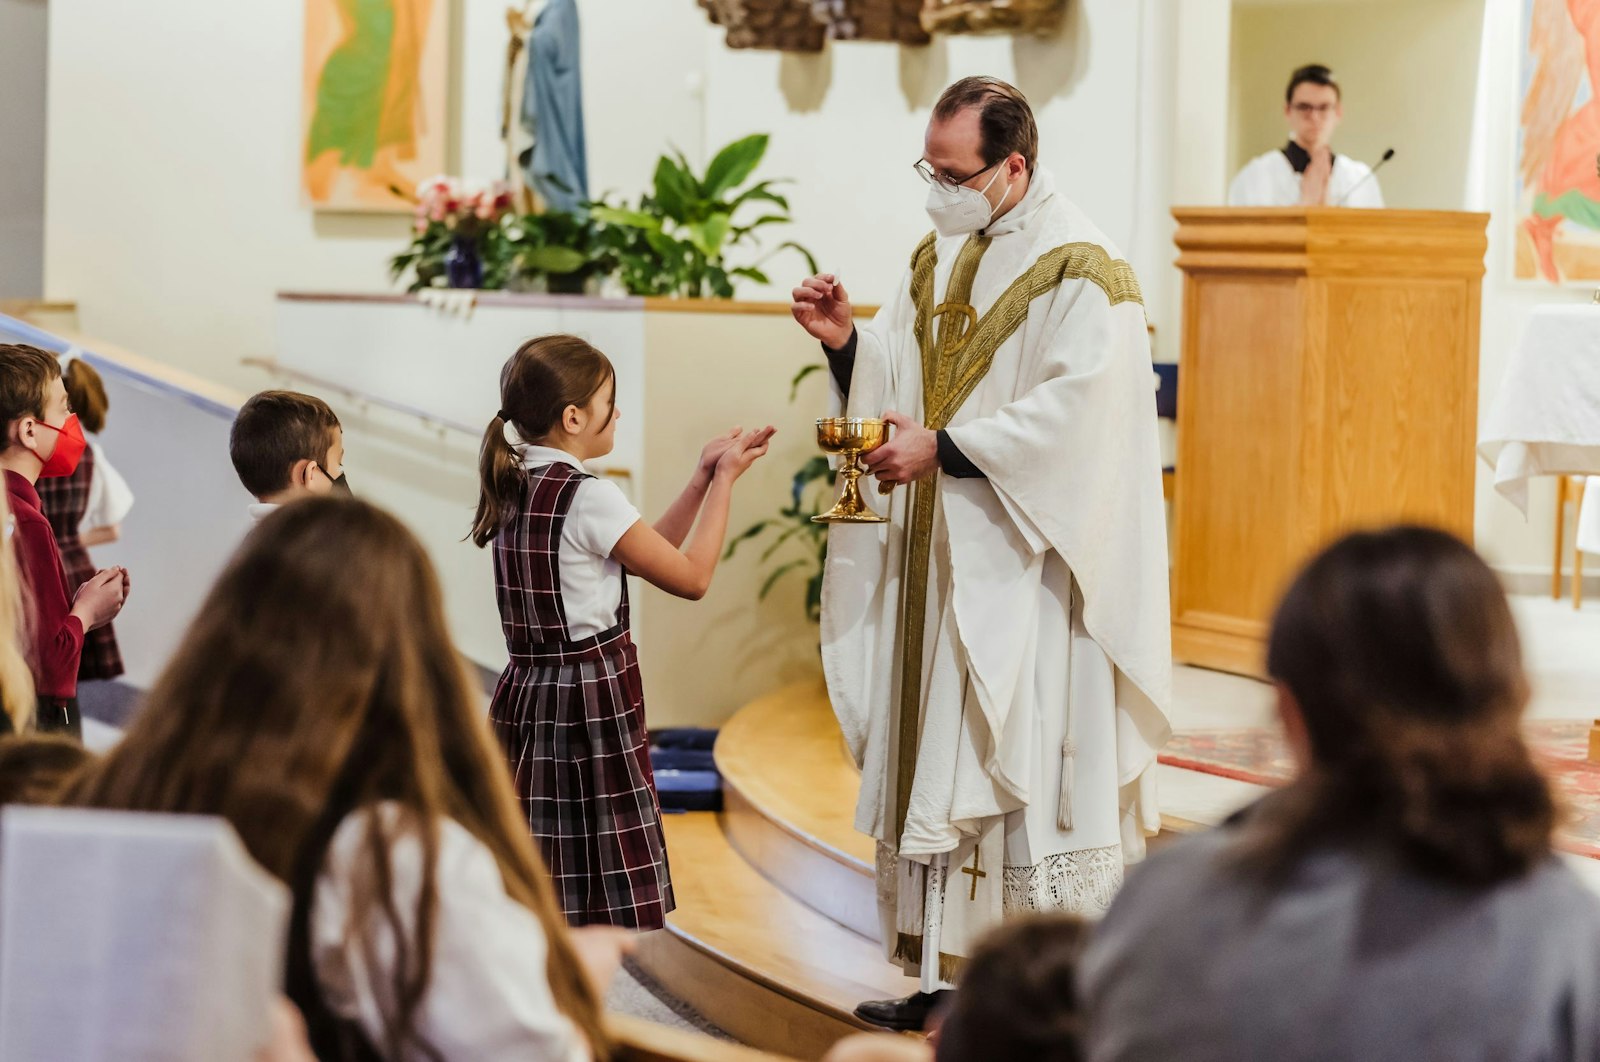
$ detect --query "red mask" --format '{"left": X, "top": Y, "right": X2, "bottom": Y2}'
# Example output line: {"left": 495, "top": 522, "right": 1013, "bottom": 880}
{"left": 34, "top": 414, "right": 87, "bottom": 479}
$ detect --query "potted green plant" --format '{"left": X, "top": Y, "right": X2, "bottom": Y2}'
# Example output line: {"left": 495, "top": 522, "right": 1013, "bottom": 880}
{"left": 503, "top": 209, "right": 616, "bottom": 295}
{"left": 591, "top": 134, "right": 818, "bottom": 298}
{"left": 724, "top": 365, "right": 835, "bottom": 623}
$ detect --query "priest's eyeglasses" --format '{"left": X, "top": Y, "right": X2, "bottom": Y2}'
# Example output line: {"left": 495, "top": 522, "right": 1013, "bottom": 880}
{"left": 914, "top": 157, "right": 1000, "bottom": 192}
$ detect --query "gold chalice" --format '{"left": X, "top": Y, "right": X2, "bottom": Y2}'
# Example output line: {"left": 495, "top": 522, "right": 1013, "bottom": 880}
{"left": 813, "top": 417, "right": 890, "bottom": 524}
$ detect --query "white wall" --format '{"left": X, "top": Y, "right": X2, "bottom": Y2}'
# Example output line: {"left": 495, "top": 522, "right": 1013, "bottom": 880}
{"left": 0, "top": 0, "right": 48, "bottom": 298}
{"left": 44, "top": 0, "right": 1183, "bottom": 366}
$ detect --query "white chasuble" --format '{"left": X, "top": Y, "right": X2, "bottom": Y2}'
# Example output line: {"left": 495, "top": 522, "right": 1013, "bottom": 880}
{"left": 820, "top": 169, "right": 1172, "bottom": 989}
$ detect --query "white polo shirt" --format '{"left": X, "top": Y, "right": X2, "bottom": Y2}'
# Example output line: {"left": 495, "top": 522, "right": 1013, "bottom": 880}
{"left": 516, "top": 445, "right": 642, "bottom": 640}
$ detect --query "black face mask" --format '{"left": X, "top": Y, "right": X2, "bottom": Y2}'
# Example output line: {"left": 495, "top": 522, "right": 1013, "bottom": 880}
{"left": 315, "top": 463, "right": 352, "bottom": 495}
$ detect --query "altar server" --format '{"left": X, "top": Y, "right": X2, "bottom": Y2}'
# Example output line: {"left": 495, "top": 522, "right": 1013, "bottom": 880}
{"left": 1229, "top": 64, "right": 1385, "bottom": 208}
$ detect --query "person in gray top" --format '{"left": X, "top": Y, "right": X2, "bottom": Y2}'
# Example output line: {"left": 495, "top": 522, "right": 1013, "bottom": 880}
{"left": 1081, "top": 525, "right": 1600, "bottom": 1062}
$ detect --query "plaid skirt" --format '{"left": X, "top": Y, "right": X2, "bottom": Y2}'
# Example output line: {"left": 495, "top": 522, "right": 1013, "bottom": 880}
{"left": 488, "top": 623, "right": 674, "bottom": 929}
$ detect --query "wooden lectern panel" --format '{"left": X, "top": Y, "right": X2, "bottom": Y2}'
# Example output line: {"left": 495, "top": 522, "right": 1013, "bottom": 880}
{"left": 1175, "top": 274, "right": 1303, "bottom": 644}
{"left": 1313, "top": 278, "right": 1478, "bottom": 539}
{"left": 1171, "top": 209, "right": 1487, "bottom": 676}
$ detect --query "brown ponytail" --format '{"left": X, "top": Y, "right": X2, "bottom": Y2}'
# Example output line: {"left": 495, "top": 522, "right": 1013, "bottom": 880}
{"left": 470, "top": 335, "right": 615, "bottom": 547}
{"left": 1247, "top": 525, "right": 1555, "bottom": 886}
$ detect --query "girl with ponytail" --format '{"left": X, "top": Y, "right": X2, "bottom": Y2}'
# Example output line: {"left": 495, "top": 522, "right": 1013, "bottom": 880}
{"left": 1082, "top": 526, "right": 1600, "bottom": 1062}
{"left": 473, "top": 334, "right": 774, "bottom": 930}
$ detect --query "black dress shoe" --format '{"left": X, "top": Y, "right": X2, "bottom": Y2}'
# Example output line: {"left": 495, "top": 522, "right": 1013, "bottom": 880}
{"left": 853, "top": 989, "right": 953, "bottom": 1031}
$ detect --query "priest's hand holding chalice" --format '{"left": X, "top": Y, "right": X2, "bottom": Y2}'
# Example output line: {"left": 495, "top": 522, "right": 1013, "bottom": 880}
{"left": 791, "top": 273, "right": 944, "bottom": 524}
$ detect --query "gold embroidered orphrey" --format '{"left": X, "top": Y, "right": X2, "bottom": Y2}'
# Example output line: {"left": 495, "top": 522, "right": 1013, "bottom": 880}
{"left": 887, "top": 230, "right": 1142, "bottom": 974}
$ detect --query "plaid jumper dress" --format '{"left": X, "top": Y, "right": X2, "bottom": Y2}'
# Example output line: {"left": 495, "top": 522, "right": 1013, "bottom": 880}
{"left": 488, "top": 461, "right": 674, "bottom": 929}
{"left": 35, "top": 445, "right": 125, "bottom": 681}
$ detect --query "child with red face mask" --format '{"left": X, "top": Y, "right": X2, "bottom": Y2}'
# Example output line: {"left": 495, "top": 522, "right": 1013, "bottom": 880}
{"left": 0, "top": 345, "right": 128, "bottom": 738}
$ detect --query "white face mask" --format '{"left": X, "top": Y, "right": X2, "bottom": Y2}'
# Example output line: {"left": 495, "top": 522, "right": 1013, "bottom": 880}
{"left": 924, "top": 163, "right": 1010, "bottom": 238}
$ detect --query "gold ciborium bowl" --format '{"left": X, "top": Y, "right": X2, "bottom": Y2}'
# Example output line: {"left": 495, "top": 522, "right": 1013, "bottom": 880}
{"left": 812, "top": 417, "right": 890, "bottom": 524}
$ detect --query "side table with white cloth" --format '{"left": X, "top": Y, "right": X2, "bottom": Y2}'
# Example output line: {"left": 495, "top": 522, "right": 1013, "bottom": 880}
{"left": 1478, "top": 303, "right": 1600, "bottom": 757}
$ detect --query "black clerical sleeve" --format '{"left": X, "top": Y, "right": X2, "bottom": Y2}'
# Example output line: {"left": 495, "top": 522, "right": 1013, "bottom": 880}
{"left": 822, "top": 328, "right": 986, "bottom": 479}
{"left": 823, "top": 329, "right": 858, "bottom": 397}
{"left": 936, "top": 431, "right": 986, "bottom": 479}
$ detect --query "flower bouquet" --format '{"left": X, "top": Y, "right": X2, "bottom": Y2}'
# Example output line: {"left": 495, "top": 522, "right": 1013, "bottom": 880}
{"left": 390, "top": 176, "right": 516, "bottom": 292}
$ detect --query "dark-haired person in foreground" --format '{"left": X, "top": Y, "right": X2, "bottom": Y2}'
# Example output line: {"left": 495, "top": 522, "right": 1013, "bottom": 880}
{"left": 1082, "top": 526, "right": 1600, "bottom": 1061}
{"left": 792, "top": 76, "right": 1170, "bottom": 1031}
{"left": 826, "top": 916, "right": 1089, "bottom": 1062}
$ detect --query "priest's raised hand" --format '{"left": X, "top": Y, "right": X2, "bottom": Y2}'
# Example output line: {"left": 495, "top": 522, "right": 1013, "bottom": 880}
{"left": 791, "top": 273, "right": 854, "bottom": 351}
{"left": 861, "top": 410, "right": 938, "bottom": 487}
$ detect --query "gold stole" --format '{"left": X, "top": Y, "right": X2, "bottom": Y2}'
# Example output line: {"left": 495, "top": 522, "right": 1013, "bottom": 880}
{"left": 888, "top": 231, "right": 1144, "bottom": 974}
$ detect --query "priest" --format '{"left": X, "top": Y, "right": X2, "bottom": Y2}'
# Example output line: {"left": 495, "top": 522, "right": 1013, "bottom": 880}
{"left": 790, "top": 76, "right": 1172, "bottom": 1032}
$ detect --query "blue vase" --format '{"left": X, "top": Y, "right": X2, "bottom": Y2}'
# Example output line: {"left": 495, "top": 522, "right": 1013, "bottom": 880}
{"left": 445, "top": 236, "right": 484, "bottom": 289}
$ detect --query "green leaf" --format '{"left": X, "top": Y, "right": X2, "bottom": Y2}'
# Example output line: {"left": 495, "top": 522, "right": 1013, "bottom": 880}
{"left": 789, "top": 363, "right": 826, "bottom": 401}
{"left": 670, "top": 147, "right": 705, "bottom": 199}
{"left": 652, "top": 155, "right": 697, "bottom": 222}
{"left": 805, "top": 572, "right": 824, "bottom": 623}
{"left": 686, "top": 214, "right": 733, "bottom": 259}
{"left": 590, "top": 205, "right": 663, "bottom": 232}
{"left": 643, "top": 229, "right": 684, "bottom": 258}
{"left": 758, "top": 558, "right": 808, "bottom": 600}
{"left": 518, "top": 246, "right": 588, "bottom": 274}
{"left": 730, "top": 214, "right": 791, "bottom": 242}
{"left": 723, "top": 520, "right": 772, "bottom": 560}
{"left": 758, "top": 521, "right": 809, "bottom": 563}
{"left": 776, "top": 240, "right": 821, "bottom": 276}
{"left": 703, "top": 134, "right": 770, "bottom": 200}
{"left": 732, "top": 181, "right": 790, "bottom": 211}
{"left": 729, "top": 266, "right": 770, "bottom": 285}
{"left": 792, "top": 455, "right": 834, "bottom": 509}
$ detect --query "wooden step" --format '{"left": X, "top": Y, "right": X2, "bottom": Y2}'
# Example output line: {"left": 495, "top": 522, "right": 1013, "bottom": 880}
{"left": 633, "top": 813, "right": 919, "bottom": 1061}
{"left": 609, "top": 1012, "right": 797, "bottom": 1062}
{"left": 712, "top": 680, "right": 1220, "bottom": 936}
{"left": 714, "top": 678, "right": 880, "bottom": 939}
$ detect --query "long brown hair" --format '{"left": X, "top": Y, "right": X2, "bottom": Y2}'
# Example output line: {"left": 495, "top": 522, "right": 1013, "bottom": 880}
{"left": 64, "top": 498, "right": 608, "bottom": 1059}
{"left": 1248, "top": 525, "right": 1554, "bottom": 886}
{"left": 0, "top": 489, "right": 36, "bottom": 730}
{"left": 62, "top": 358, "right": 110, "bottom": 435}
{"left": 0, "top": 734, "right": 92, "bottom": 804}
{"left": 471, "top": 335, "right": 614, "bottom": 547}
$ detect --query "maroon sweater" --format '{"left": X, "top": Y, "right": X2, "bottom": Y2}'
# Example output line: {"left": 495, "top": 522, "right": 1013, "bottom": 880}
{"left": 6, "top": 471, "right": 84, "bottom": 699}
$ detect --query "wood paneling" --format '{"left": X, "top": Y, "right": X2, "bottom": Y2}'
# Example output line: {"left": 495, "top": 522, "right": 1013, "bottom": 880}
{"left": 1171, "top": 208, "right": 1487, "bottom": 676}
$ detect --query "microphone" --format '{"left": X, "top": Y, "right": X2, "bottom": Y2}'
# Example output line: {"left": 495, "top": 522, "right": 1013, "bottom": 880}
{"left": 1333, "top": 148, "right": 1395, "bottom": 207}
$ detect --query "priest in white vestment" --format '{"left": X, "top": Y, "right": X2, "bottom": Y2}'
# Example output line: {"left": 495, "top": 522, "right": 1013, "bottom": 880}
{"left": 1229, "top": 63, "right": 1385, "bottom": 209}
{"left": 790, "top": 76, "right": 1171, "bottom": 1032}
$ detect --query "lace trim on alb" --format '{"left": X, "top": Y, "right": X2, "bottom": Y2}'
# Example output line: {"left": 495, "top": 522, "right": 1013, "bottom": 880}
{"left": 1002, "top": 843, "right": 1124, "bottom": 916}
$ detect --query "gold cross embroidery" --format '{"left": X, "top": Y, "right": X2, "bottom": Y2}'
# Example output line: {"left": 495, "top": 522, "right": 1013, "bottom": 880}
{"left": 960, "top": 851, "right": 987, "bottom": 901}
{"left": 932, "top": 301, "right": 978, "bottom": 354}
